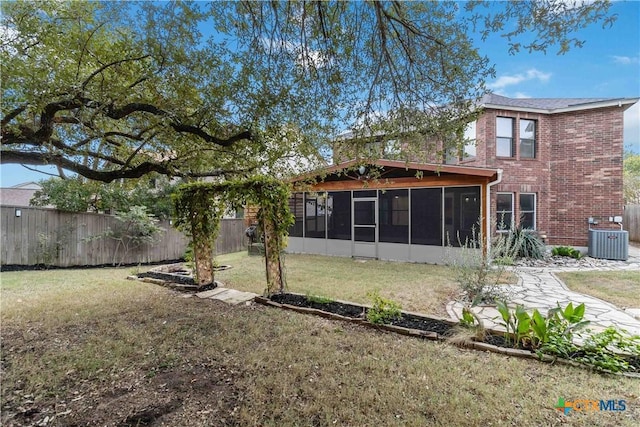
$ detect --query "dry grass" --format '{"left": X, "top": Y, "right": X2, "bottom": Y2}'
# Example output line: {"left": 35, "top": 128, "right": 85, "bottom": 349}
{"left": 556, "top": 270, "right": 640, "bottom": 309}
{"left": 1, "top": 266, "right": 639, "bottom": 426}
{"left": 217, "top": 252, "right": 467, "bottom": 316}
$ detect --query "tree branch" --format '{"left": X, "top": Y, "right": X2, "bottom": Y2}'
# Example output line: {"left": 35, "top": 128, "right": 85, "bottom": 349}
{"left": 1, "top": 150, "right": 251, "bottom": 183}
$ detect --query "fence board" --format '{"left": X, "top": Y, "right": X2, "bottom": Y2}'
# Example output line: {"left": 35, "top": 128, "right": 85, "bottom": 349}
{"left": 0, "top": 206, "right": 247, "bottom": 267}
{"left": 624, "top": 204, "right": 640, "bottom": 243}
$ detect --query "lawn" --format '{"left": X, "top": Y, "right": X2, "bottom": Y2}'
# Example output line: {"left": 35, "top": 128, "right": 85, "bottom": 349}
{"left": 556, "top": 270, "right": 640, "bottom": 309}
{"left": 1, "top": 260, "right": 639, "bottom": 426}
{"left": 215, "top": 252, "right": 466, "bottom": 316}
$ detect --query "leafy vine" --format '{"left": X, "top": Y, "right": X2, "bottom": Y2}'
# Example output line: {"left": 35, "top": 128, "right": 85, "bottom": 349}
{"left": 173, "top": 177, "right": 293, "bottom": 293}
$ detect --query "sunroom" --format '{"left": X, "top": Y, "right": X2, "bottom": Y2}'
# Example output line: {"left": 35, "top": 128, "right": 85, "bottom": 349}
{"left": 287, "top": 159, "right": 502, "bottom": 263}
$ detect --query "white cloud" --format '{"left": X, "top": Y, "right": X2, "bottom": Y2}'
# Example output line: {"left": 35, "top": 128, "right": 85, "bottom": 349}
{"left": 613, "top": 55, "right": 640, "bottom": 65}
{"left": 487, "top": 68, "right": 552, "bottom": 91}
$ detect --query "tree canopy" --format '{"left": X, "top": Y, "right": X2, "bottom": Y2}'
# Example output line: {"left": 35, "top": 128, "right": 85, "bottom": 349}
{"left": 1, "top": 0, "right": 616, "bottom": 182}
{"left": 30, "top": 175, "right": 179, "bottom": 219}
{"left": 624, "top": 152, "right": 640, "bottom": 204}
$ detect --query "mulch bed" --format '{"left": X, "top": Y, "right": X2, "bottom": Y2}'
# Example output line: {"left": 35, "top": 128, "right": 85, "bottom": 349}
{"left": 270, "top": 293, "right": 455, "bottom": 336}
{"left": 259, "top": 292, "right": 640, "bottom": 376}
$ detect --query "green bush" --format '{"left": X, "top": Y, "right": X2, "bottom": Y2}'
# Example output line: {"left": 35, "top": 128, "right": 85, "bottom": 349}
{"left": 366, "top": 291, "right": 402, "bottom": 325}
{"left": 551, "top": 246, "right": 582, "bottom": 259}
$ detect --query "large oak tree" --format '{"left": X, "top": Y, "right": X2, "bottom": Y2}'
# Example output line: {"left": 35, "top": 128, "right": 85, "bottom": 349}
{"left": 1, "top": 1, "right": 615, "bottom": 182}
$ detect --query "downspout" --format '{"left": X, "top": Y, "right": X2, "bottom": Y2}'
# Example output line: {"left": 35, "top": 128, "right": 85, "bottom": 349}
{"left": 486, "top": 169, "right": 503, "bottom": 258}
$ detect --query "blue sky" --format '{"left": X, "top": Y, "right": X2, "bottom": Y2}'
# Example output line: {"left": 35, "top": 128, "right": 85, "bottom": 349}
{"left": 1, "top": 0, "right": 639, "bottom": 187}
{"left": 473, "top": 0, "right": 640, "bottom": 153}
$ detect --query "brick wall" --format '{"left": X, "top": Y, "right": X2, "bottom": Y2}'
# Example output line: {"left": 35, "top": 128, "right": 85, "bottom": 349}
{"left": 466, "top": 106, "right": 626, "bottom": 246}
{"left": 547, "top": 107, "right": 625, "bottom": 246}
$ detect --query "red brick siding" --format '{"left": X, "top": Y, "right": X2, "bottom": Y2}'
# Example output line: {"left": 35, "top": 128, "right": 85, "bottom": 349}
{"left": 547, "top": 107, "right": 624, "bottom": 246}
{"left": 465, "top": 106, "right": 625, "bottom": 246}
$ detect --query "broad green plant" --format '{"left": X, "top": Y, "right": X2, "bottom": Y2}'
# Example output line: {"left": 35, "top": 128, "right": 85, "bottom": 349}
{"left": 495, "top": 301, "right": 531, "bottom": 347}
{"left": 575, "top": 327, "right": 640, "bottom": 373}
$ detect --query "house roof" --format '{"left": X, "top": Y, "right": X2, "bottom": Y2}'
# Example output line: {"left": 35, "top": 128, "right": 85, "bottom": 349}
{"left": 0, "top": 187, "right": 39, "bottom": 207}
{"left": 292, "top": 159, "right": 501, "bottom": 182}
{"left": 480, "top": 93, "right": 639, "bottom": 114}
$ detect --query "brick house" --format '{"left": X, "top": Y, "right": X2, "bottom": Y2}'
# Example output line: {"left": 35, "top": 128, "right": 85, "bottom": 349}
{"left": 454, "top": 93, "right": 637, "bottom": 247}
{"left": 283, "top": 93, "right": 637, "bottom": 262}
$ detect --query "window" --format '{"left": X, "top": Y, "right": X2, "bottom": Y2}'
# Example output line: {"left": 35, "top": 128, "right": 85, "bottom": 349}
{"left": 379, "top": 189, "right": 409, "bottom": 243}
{"left": 288, "top": 193, "right": 304, "bottom": 237}
{"left": 496, "top": 117, "right": 514, "bottom": 157}
{"left": 497, "top": 193, "right": 514, "bottom": 231}
{"left": 463, "top": 120, "right": 477, "bottom": 159}
{"left": 445, "top": 121, "right": 476, "bottom": 164}
{"left": 520, "top": 119, "right": 536, "bottom": 158}
{"left": 411, "top": 188, "right": 442, "bottom": 246}
{"left": 327, "top": 191, "right": 351, "bottom": 240}
{"left": 520, "top": 193, "right": 536, "bottom": 230}
{"left": 353, "top": 190, "right": 377, "bottom": 198}
{"left": 305, "top": 193, "right": 326, "bottom": 238}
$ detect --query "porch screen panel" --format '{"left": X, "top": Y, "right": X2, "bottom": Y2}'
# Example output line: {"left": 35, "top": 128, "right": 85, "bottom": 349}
{"left": 288, "top": 192, "right": 304, "bottom": 237}
{"left": 379, "top": 189, "right": 408, "bottom": 243}
{"left": 411, "top": 188, "right": 442, "bottom": 246}
{"left": 444, "top": 187, "right": 481, "bottom": 247}
{"left": 327, "top": 191, "right": 351, "bottom": 240}
{"left": 304, "top": 193, "right": 326, "bottom": 238}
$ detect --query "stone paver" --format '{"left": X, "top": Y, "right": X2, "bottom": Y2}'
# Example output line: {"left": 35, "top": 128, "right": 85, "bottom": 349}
{"left": 197, "top": 287, "right": 258, "bottom": 305}
{"left": 447, "top": 245, "right": 640, "bottom": 338}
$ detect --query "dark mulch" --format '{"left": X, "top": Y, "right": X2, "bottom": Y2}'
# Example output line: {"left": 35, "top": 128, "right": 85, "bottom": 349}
{"left": 270, "top": 293, "right": 365, "bottom": 318}
{"left": 267, "top": 293, "right": 640, "bottom": 373}
{"left": 270, "top": 293, "right": 456, "bottom": 336}
{"left": 0, "top": 259, "right": 183, "bottom": 272}
{"left": 138, "top": 271, "right": 198, "bottom": 287}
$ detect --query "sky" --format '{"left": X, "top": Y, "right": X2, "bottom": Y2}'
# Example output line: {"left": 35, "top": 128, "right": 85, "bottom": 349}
{"left": 1, "top": 0, "right": 639, "bottom": 188}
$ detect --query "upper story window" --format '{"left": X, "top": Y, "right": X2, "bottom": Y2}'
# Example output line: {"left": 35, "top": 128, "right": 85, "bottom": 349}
{"left": 496, "top": 117, "right": 514, "bottom": 157}
{"left": 520, "top": 120, "right": 536, "bottom": 159}
{"left": 445, "top": 121, "right": 476, "bottom": 164}
{"left": 463, "top": 121, "right": 477, "bottom": 159}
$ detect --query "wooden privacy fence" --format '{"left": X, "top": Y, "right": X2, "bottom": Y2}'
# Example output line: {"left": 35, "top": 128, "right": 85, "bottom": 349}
{"left": 1, "top": 206, "right": 247, "bottom": 267}
{"left": 624, "top": 204, "right": 640, "bottom": 242}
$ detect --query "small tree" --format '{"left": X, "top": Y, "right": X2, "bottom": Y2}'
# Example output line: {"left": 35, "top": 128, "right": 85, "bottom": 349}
{"left": 105, "top": 206, "right": 165, "bottom": 266}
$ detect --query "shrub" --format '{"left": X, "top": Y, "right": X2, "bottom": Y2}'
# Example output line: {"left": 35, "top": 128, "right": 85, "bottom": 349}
{"left": 493, "top": 226, "right": 545, "bottom": 260}
{"left": 366, "top": 291, "right": 402, "bottom": 324}
{"left": 448, "top": 225, "right": 510, "bottom": 305}
{"left": 551, "top": 246, "right": 582, "bottom": 259}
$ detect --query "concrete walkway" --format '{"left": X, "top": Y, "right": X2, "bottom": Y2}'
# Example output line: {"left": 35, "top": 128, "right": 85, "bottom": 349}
{"left": 447, "top": 246, "right": 640, "bottom": 337}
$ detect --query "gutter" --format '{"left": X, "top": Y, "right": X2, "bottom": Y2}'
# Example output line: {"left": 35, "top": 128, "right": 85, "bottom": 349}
{"left": 486, "top": 169, "right": 503, "bottom": 257}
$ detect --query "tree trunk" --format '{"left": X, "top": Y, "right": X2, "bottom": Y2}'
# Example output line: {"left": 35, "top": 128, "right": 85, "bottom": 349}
{"left": 262, "top": 216, "right": 283, "bottom": 294}
{"left": 193, "top": 227, "right": 214, "bottom": 287}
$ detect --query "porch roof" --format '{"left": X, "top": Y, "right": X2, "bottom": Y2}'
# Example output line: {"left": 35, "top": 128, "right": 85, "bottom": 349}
{"left": 292, "top": 159, "right": 500, "bottom": 184}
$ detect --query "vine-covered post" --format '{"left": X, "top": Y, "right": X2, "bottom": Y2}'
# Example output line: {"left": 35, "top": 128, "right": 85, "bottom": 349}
{"left": 261, "top": 209, "right": 283, "bottom": 294}
{"left": 173, "top": 183, "right": 222, "bottom": 287}
{"left": 248, "top": 178, "right": 293, "bottom": 295}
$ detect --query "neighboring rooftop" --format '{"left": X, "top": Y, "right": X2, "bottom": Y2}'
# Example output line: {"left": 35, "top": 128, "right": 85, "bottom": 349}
{"left": 0, "top": 182, "right": 44, "bottom": 207}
